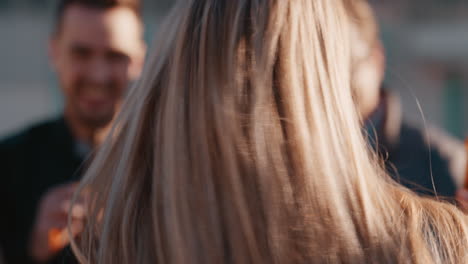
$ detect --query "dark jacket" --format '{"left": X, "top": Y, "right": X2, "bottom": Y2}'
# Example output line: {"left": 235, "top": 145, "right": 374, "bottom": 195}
{"left": 0, "top": 117, "right": 85, "bottom": 264}
{"left": 365, "top": 91, "right": 466, "bottom": 197}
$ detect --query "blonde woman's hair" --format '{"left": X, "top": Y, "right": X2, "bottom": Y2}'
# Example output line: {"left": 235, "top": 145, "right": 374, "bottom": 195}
{"left": 72, "top": 0, "right": 468, "bottom": 263}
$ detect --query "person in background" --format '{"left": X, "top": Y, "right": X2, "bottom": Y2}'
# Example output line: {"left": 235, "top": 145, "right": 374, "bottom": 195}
{"left": 0, "top": 0, "right": 146, "bottom": 263}
{"left": 71, "top": 0, "right": 468, "bottom": 263}
{"left": 349, "top": 0, "right": 466, "bottom": 197}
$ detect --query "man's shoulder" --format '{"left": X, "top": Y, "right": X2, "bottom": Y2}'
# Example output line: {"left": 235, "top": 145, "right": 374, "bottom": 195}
{"left": 399, "top": 122, "right": 466, "bottom": 187}
{"left": 0, "top": 117, "right": 64, "bottom": 154}
{"left": 396, "top": 123, "right": 425, "bottom": 146}
{"left": 426, "top": 125, "right": 466, "bottom": 187}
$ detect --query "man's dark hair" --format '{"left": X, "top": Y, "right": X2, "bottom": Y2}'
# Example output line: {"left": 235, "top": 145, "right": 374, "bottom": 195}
{"left": 55, "top": 0, "right": 142, "bottom": 31}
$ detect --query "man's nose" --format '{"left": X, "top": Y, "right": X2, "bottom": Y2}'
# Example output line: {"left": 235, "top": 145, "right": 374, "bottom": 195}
{"left": 85, "top": 59, "right": 112, "bottom": 85}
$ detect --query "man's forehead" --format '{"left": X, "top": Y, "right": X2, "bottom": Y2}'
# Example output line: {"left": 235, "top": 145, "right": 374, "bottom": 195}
{"left": 58, "top": 4, "right": 142, "bottom": 51}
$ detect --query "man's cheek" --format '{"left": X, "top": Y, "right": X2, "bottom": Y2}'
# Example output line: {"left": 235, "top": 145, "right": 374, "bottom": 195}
{"left": 112, "top": 78, "right": 128, "bottom": 96}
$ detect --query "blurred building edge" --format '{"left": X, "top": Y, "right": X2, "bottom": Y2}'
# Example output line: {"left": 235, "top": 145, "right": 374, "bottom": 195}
{"left": 404, "top": 23, "right": 468, "bottom": 139}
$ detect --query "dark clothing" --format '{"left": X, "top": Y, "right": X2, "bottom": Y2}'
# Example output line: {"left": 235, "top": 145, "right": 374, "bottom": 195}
{"left": 365, "top": 91, "right": 465, "bottom": 197}
{"left": 0, "top": 117, "right": 84, "bottom": 264}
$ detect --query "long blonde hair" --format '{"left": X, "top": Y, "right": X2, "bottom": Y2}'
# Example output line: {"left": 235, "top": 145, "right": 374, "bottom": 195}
{"left": 72, "top": 0, "right": 468, "bottom": 263}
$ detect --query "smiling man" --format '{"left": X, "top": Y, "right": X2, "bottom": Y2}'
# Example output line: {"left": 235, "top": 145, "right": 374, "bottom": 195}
{"left": 0, "top": 1, "right": 145, "bottom": 263}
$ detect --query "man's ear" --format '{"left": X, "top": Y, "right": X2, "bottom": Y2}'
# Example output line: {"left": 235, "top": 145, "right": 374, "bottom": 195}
{"left": 372, "top": 40, "right": 386, "bottom": 85}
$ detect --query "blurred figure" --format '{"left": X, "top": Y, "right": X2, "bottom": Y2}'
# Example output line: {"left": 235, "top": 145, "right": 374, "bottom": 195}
{"left": 349, "top": 0, "right": 466, "bottom": 197}
{"left": 72, "top": 0, "right": 468, "bottom": 263}
{"left": 0, "top": 0, "right": 145, "bottom": 263}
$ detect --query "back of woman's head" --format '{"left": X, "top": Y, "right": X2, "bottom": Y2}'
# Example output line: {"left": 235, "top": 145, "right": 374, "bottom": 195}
{"left": 72, "top": 0, "right": 468, "bottom": 263}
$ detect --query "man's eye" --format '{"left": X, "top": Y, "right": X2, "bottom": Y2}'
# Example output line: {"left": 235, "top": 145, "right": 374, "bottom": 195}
{"left": 70, "top": 47, "right": 91, "bottom": 60}
{"left": 107, "top": 52, "right": 129, "bottom": 63}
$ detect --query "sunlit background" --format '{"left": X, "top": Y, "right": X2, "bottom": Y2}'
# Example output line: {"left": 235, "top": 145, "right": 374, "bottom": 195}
{"left": 0, "top": 0, "right": 467, "bottom": 139}
{"left": 370, "top": 0, "right": 468, "bottom": 139}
